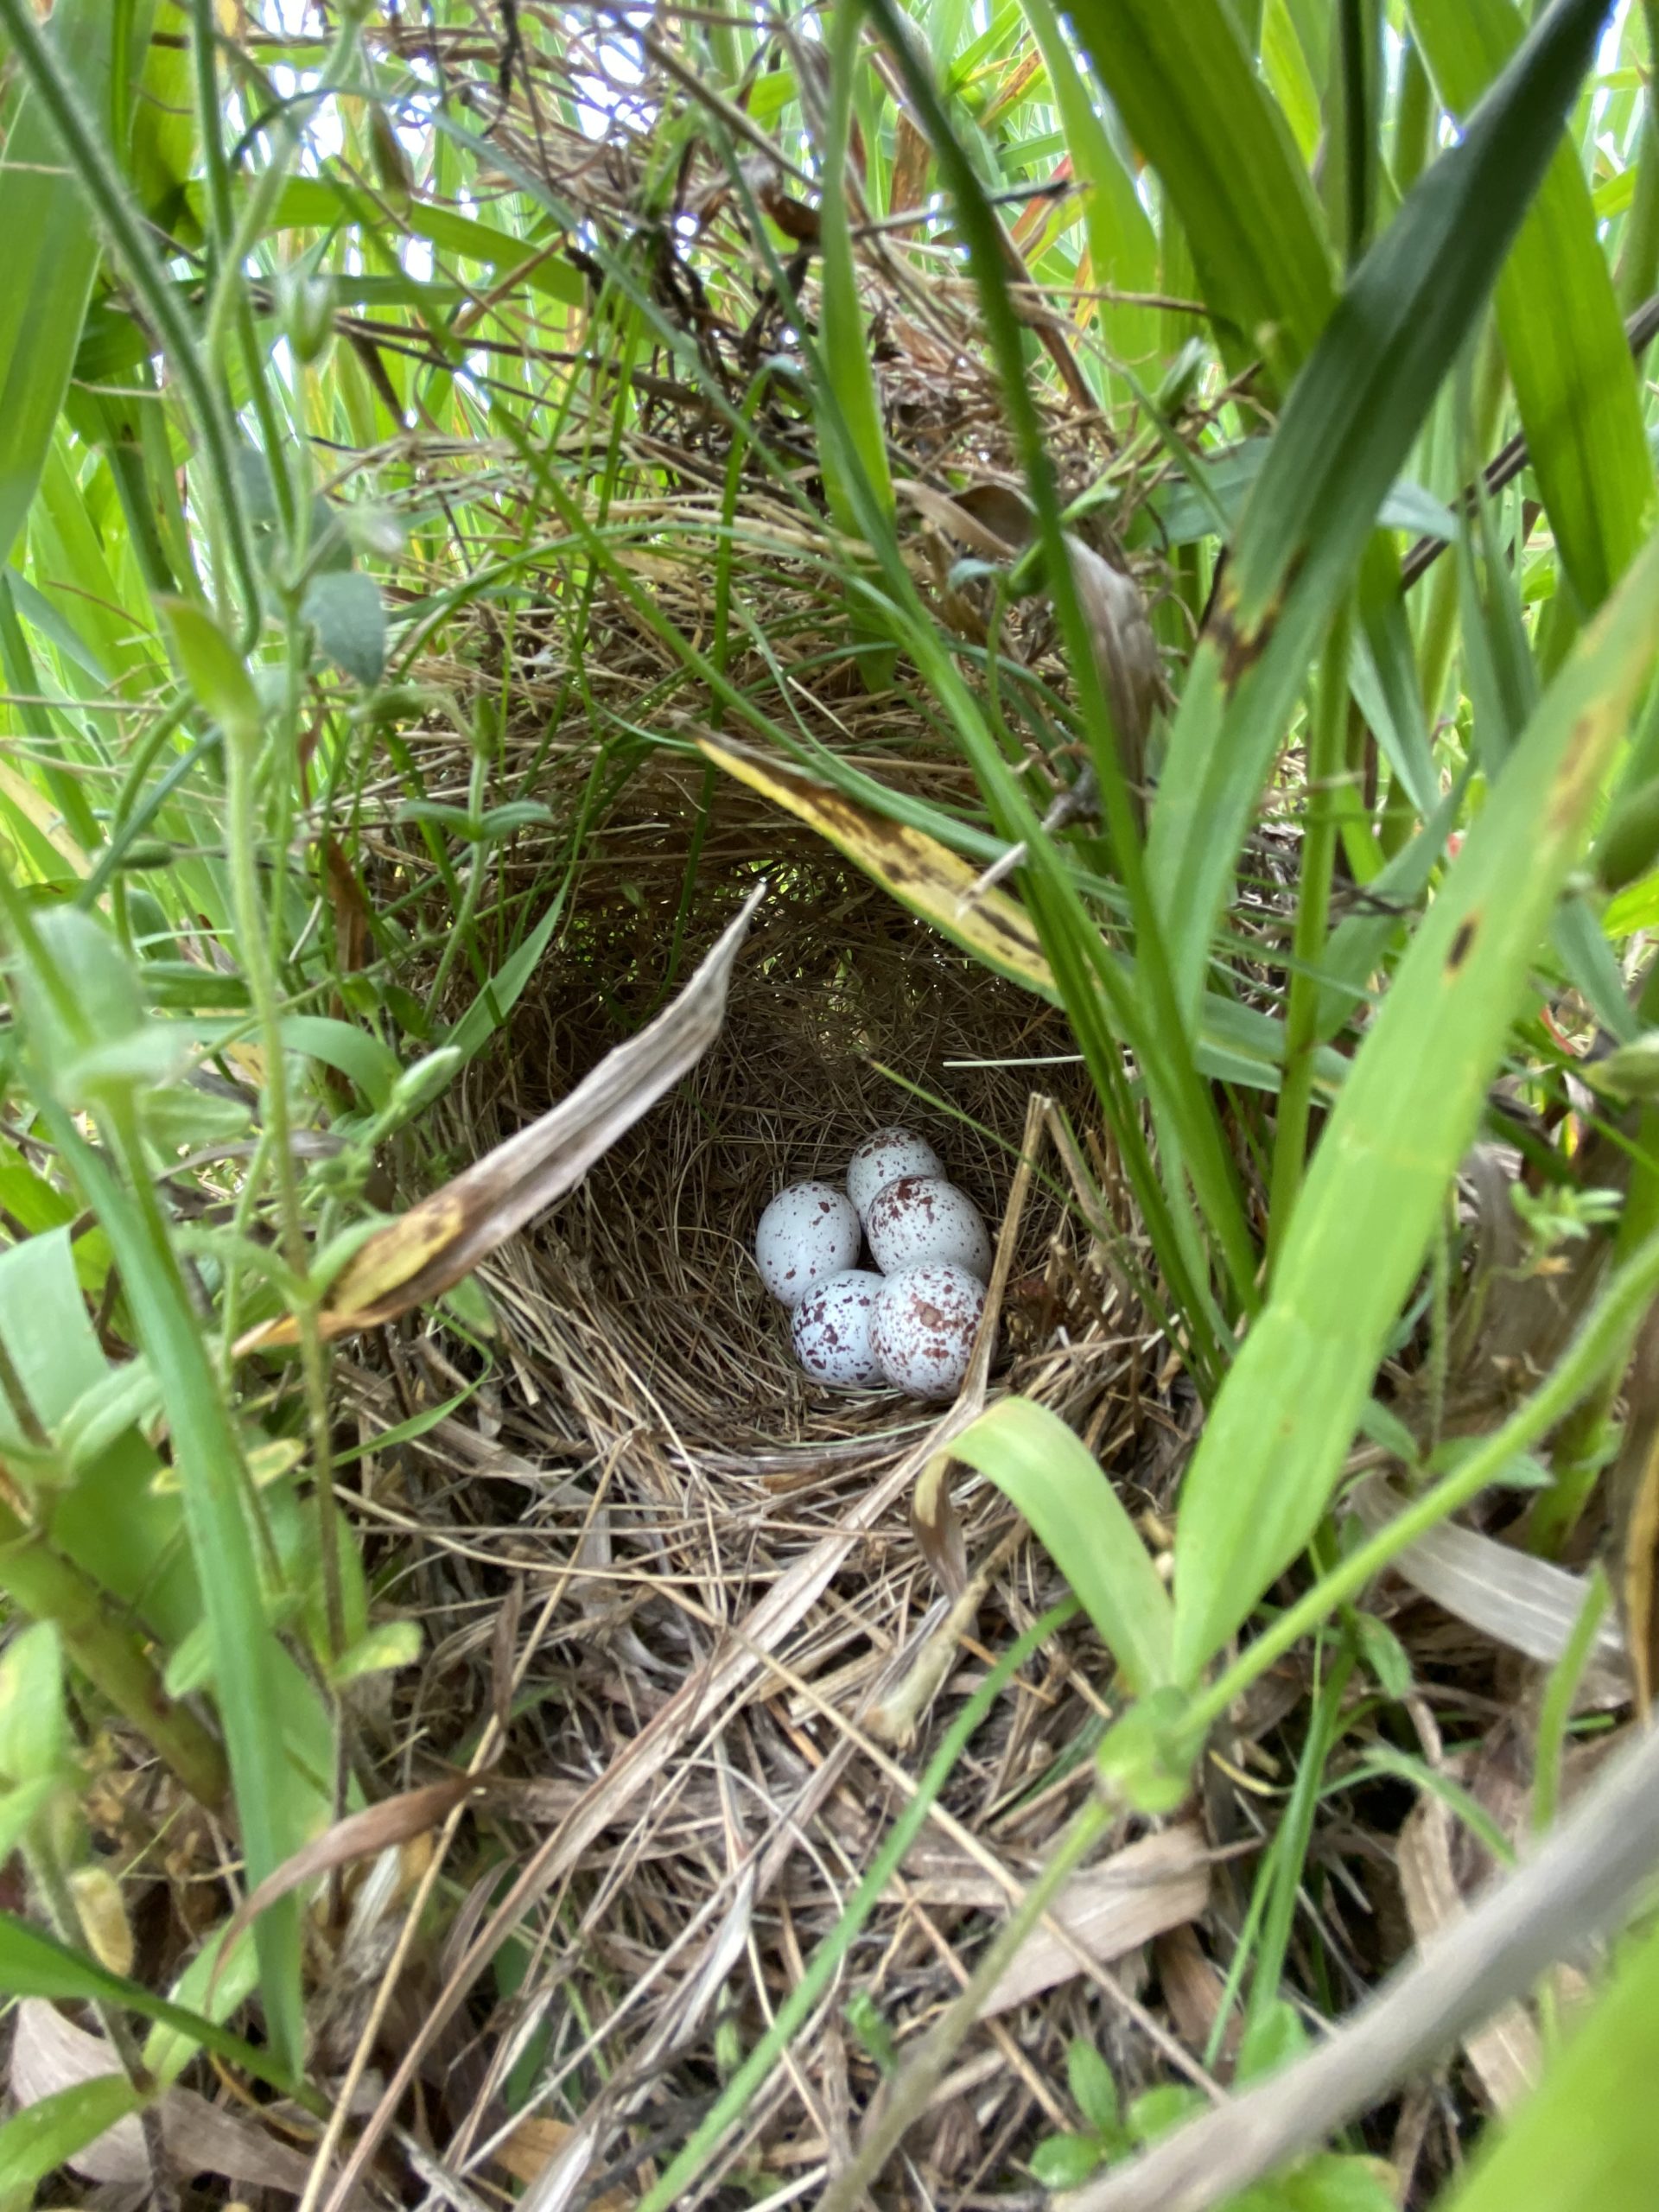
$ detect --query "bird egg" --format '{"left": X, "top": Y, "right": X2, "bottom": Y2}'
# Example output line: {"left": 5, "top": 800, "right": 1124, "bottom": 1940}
{"left": 791, "top": 1268, "right": 887, "bottom": 1388}
{"left": 753, "top": 1182, "right": 862, "bottom": 1307}
{"left": 873, "top": 1264, "right": 988, "bottom": 1401}
{"left": 847, "top": 1126, "right": 944, "bottom": 1221}
{"left": 865, "top": 1175, "right": 992, "bottom": 1281}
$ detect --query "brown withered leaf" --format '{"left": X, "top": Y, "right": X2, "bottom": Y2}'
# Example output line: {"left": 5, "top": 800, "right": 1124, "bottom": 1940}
{"left": 747, "top": 156, "right": 820, "bottom": 245}
{"left": 491, "top": 2113, "right": 632, "bottom": 2205}
{"left": 10, "top": 1999, "right": 358, "bottom": 2198}
{"left": 1398, "top": 1788, "right": 1541, "bottom": 2110}
{"left": 887, "top": 113, "right": 931, "bottom": 240}
{"left": 236, "top": 884, "right": 763, "bottom": 1351}
{"left": 978, "top": 1823, "right": 1211, "bottom": 2016}
{"left": 1348, "top": 1474, "right": 1628, "bottom": 1701}
{"left": 897, "top": 480, "right": 1161, "bottom": 798}
{"left": 321, "top": 836, "right": 372, "bottom": 982}
{"left": 210, "top": 1776, "right": 480, "bottom": 2000}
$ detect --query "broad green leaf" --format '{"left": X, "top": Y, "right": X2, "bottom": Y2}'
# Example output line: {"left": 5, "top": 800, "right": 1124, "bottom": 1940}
{"left": 1410, "top": 0, "right": 1656, "bottom": 612}
{"left": 279, "top": 1014, "right": 401, "bottom": 1110}
{"left": 0, "top": 0, "right": 135, "bottom": 569}
{"left": 0, "top": 1778, "right": 60, "bottom": 1866}
{"left": 1171, "top": 524, "right": 1659, "bottom": 1681}
{"left": 0, "top": 1624, "right": 66, "bottom": 1787}
{"left": 951, "top": 1398, "right": 1173, "bottom": 1692}
{"left": 1148, "top": 0, "right": 1612, "bottom": 1013}
{"left": 302, "top": 567, "right": 386, "bottom": 686}
{"left": 156, "top": 599, "right": 262, "bottom": 747}
{"left": 0, "top": 2075, "right": 143, "bottom": 2195}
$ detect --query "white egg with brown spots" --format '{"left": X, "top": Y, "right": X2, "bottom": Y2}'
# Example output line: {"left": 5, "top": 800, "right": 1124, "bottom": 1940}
{"left": 753, "top": 1181, "right": 861, "bottom": 1308}
{"left": 791, "top": 1268, "right": 887, "bottom": 1388}
{"left": 873, "top": 1264, "right": 987, "bottom": 1400}
{"left": 847, "top": 1126, "right": 944, "bottom": 1221}
{"left": 865, "top": 1175, "right": 992, "bottom": 1281}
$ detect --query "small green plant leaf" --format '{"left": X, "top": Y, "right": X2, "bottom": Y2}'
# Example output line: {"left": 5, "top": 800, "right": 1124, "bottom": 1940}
{"left": 1067, "top": 2038, "right": 1123, "bottom": 2140}
{"left": 1238, "top": 1995, "right": 1311, "bottom": 2082}
{"left": 327, "top": 1618, "right": 422, "bottom": 1686}
{"left": 1128, "top": 2082, "right": 1208, "bottom": 2145}
{"left": 1030, "top": 2130, "right": 1110, "bottom": 2189}
{"left": 0, "top": 1623, "right": 67, "bottom": 1787}
{"left": 1095, "top": 1687, "right": 1194, "bottom": 1815}
{"left": 302, "top": 568, "right": 386, "bottom": 686}
{"left": 1353, "top": 1612, "right": 1414, "bottom": 1700}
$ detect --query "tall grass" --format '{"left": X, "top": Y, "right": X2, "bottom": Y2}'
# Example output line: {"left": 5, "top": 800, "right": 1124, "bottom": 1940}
{"left": 0, "top": 0, "right": 1654, "bottom": 2203}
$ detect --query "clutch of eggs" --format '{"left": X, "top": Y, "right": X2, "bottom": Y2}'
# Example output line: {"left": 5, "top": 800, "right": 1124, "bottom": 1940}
{"left": 756, "top": 1126, "right": 994, "bottom": 1401}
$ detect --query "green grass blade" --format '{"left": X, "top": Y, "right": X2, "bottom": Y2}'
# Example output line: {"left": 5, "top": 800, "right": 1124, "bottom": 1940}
{"left": 1410, "top": 0, "right": 1656, "bottom": 612}
{"left": 817, "top": 4, "right": 894, "bottom": 544}
{"left": 0, "top": 1911, "right": 298, "bottom": 2093}
{"left": 1171, "top": 523, "right": 1659, "bottom": 1682}
{"left": 1149, "top": 0, "right": 1612, "bottom": 1012}
{"left": 0, "top": 2076, "right": 143, "bottom": 2194}
{"left": 28, "top": 1098, "right": 312, "bottom": 2075}
{"left": 1067, "top": 0, "right": 1334, "bottom": 389}
{"left": 951, "top": 1399, "right": 1173, "bottom": 1691}
{"left": 1437, "top": 1912, "right": 1659, "bottom": 2212}
{"left": 1018, "top": 0, "right": 1160, "bottom": 396}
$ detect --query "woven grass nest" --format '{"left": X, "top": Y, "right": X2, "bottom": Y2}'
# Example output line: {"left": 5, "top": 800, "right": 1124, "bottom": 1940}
{"left": 342, "top": 737, "right": 1215, "bottom": 2200}
{"left": 460, "top": 752, "right": 1136, "bottom": 1497}
{"left": 346, "top": 744, "right": 1219, "bottom": 2193}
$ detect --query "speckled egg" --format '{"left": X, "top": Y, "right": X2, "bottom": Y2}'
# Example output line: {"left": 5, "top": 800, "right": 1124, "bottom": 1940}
{"left": 753, "top": 1181, "right": 862, "bottom": 1308}
{"left": 791, "top": 1268, "right": 888, "bottom": 1388}
{"left": 847, "top": 1126, "right": 944, "bottom": 1221}
{"left": 873, "top": 1264, "right": 987, "bottom": 1400}
{"left": 865, "top": 1175, "right": 993, "bottom": 1281}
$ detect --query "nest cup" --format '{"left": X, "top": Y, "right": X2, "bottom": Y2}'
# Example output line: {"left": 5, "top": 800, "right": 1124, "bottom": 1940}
{"left": 457, "top": 758, "right": 1101, "bottom": 1494}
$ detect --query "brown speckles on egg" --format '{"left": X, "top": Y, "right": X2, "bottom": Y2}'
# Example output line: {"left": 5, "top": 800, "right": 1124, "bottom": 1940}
{"left": 872, "top": 1264, "right": 988, "bottom": 1401}
{"left": 848, "top": 1127, "right": 945, "bottom": 1220}
{"left": 866, "top": 1176, "right": 993, "bottom": 1281}
{"left": 791, "top": 1269, "right": 888, "bottom": 1388}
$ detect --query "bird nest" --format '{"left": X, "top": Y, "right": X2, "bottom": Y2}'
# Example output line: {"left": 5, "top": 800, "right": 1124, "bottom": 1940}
{"left": 458, "top": 751, "right": 1141, "bottom": 1502}
{"left": 333, "top": 745, "right": 1215, "bottom": 2206}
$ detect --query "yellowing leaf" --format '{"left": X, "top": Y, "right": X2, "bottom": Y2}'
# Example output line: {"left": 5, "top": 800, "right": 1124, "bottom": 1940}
{"left": 696, "top": 735, "right": 1057, "bottom": 999}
